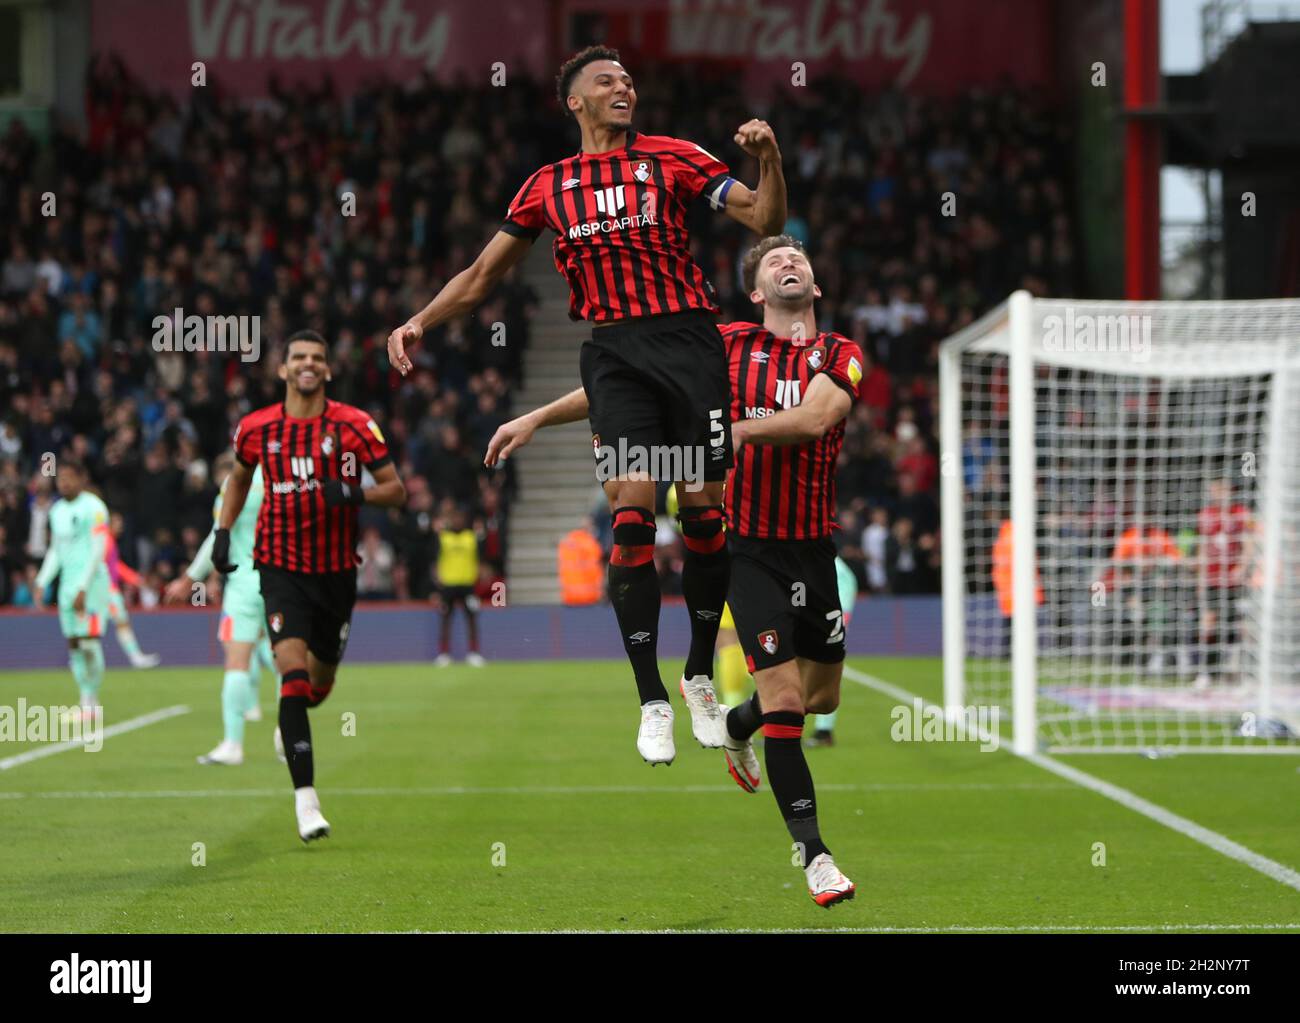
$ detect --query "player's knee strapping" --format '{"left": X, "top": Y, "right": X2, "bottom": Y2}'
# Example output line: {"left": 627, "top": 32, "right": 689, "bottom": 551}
{"left": 280, "top": 667, "right": 312, "bottom": 700}
{"left": 610, "top": 506, "right": 656, "bottom": 567}
{"left": 677, "top": 504, "right": 726, "bottom": 554}
{"left": 677, "top": 505, "right": 729, "bottom": 678}
{"left": 607, "top": 506, "right": 668, "bottom": 704}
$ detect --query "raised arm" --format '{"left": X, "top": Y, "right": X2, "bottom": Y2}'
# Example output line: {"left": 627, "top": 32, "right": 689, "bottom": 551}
{"left": 732, "top": 373, "right": 850, "bottom": 449}
{"left": 387, "top": 230, "right": 534, "bottom": 376}
{"left": 484, "top": 387, "right": 589, "bottom": 467}
{"left": 721, "top": 119, "right": 786, "bottom": 236}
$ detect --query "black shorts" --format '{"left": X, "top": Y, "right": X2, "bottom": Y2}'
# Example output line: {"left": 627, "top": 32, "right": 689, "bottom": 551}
{"left": 580, "top": 310, "right": 733, "bottom": 485}
{"left": 257, "top": 563, "right": 357, "bottom": 665}
{"left": 440, "top": 585, "right": 480, "bottom": 612}
{"left": 728, "top": 534, "right": 846, "bottom": 672}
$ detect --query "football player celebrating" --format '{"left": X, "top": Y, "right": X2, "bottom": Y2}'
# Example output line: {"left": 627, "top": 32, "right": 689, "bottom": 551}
{"left": 389, "top": 45, "right": 786, "bottom": 764}
{"left": 216, "top": 331, "right": 406, "bottom": 842}
{"left": 485, "top": 236, "right": 861, "bottom": 907}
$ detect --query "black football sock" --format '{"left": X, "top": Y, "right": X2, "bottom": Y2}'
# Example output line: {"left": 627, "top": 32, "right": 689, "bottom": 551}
{"left": 608, "top": 506, "right": 668, "bottom": 705}
{"left": 762, "top": 711, "right": 830, "bottom": 866}
{"left": 678, "top": 505, "right": 730, "bottom": 680}
{"left": 726, "top": 690, "right": 763, "bottom": 741}
{"left": 279, "top": 668, "right": 314, "bottom": 789}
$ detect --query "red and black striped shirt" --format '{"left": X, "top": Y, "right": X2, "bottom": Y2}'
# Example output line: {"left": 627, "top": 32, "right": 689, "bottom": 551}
{"left": 501, "top": 130, "right": 735, "bottom": 323}
{"left": 233, "top": 400, "right": 392, "bottom": 574}
{"left": 723, "top": 323, "right": 864, "bottom": 540}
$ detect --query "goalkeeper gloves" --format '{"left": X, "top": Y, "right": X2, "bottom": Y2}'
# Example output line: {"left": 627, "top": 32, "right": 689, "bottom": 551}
{"left": 323, "top": 480, "right": 365, "bottom": 508}
{"left": 212, "top": 528, "right": 237, "bottom": 574}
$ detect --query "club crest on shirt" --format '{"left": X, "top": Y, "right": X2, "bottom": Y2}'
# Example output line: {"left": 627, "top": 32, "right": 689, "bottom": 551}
{"left": 805, "top": 346, "right": 826, "bottom": 370}
{"left": 269, "top": 612, "right": 283, "bottom": 634}
{"left": 631, "top": 160, "right": 652, "bottom": 183}
{"left": 758, "top": 629, "right": 779, "bottom": 655}
{"left": 320, "top": 432, "right": 336, "bottom": 457}
{"left": 591, "top": 433, "right": 600, "bottom": 456}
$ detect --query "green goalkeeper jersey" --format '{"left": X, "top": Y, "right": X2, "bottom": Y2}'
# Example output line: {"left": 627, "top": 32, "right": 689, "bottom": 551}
{"left": 188, "top": 467, "right": 264, "bottom": 595}
{"left": 35, "top": 491, "right": 111, "bottom": 597}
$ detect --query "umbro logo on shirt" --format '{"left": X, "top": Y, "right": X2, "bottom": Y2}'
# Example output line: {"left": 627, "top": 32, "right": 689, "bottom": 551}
{"left": 750, "top": 351, "right": 769, "bottom": 362}
{"left": 562, "top": 178, "right": 580, "bottom": 190}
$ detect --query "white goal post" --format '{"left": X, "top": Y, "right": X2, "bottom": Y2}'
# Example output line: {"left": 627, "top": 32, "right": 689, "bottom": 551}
{"left": 940, "top": 291, "right": 1300, "bottom": 754}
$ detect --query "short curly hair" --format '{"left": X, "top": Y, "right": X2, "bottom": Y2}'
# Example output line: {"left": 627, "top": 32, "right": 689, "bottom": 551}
{"left": 741, "top": 235, "right": 808, "bottom": 295}
{"left": 555, "top": 45, "right": 622, "bottom": 120}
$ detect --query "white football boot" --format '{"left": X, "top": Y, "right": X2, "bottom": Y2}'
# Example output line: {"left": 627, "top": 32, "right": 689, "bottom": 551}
{"left": 720, "top": 708, "right": 761, "bottom": 793}
{"left": 805, "top": 852, "right": 856, "bottom": 908}
{"left": 679, "top": 675, "right": 725, "bottom": 748}
{"left": 197, "top": 740, "right": 244, "bottom": 766}
{"left": 637, "top": 701, "right": 675, "bottom": 765}
{"left": 294, "top": 786, "right": 330, "bottom": 843}
{"left": 465, "top": 652, "right": 486, "bottom": 667}
{"left": 244, "top": 704, "right": 263, "bottom": 722}
{"left": 434, "top": 653, "right": 453, "bottom": 668}
{"left": 129, "top": 652, "right": 162, "bottom": 669}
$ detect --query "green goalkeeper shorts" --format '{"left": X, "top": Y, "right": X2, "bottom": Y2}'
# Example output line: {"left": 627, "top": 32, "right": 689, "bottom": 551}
{"left": 58, "top": 575, "right": 112, "bottom": 641}
{"left": 218, "top": 580, "right": 266, "bottom": 645}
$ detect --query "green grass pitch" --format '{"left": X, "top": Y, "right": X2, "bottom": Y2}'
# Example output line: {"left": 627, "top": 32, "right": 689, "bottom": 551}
{"left": 1, "top": 656, "right": 1298, "bottom": 933}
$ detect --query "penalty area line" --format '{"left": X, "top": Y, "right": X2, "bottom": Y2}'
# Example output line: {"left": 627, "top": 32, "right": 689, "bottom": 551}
{"left": 841, "top": 665, "right": 1300, "bottom": 894}
{"left": 0, "top": 705, "right": 190, "bottom": 771}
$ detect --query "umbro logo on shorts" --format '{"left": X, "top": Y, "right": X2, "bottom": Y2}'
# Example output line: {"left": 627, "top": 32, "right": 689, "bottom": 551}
{"left": 628, "top": 631, "right": 651, "bottom": 644}
{"left": 694, "top": 609, "right": 720, "bottom": 621}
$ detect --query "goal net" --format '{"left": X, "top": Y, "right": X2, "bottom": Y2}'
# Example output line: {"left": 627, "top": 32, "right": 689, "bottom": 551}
{"left": 940, "top": 292, "right": 1300, "bottom": 753}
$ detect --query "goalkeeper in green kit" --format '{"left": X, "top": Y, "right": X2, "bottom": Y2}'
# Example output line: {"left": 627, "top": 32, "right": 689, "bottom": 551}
{"left": 33, "top": 459, "right": 112, "bottom": 722}
{"left": 166, "top": 454, "right": 276, "bottom": 765}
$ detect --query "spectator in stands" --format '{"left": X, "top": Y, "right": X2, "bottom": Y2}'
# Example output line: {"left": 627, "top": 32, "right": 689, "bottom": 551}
{"left": 0, "top": 57, "right": 1077, "bottom": 605}
{"left": 357, "top": 526, "right": 397, "bottom": 600}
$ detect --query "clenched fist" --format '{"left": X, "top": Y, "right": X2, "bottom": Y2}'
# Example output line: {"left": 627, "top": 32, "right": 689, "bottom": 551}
{"left": 734, "top": 119, "right": 780, "bottom": 161}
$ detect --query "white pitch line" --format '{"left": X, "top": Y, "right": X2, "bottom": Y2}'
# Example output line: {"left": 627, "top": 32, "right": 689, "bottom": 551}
{"left": 385, "top": 923, "right": 1300, "bottom": 934}
{"left": 841, "top": 665, "right": 1300, "bottom": 894}
{"left": 0, "top": 781, "right": 1075, "bottom": 801}
{"left": 0, "top": 705, "right": 190, "bottom": 772}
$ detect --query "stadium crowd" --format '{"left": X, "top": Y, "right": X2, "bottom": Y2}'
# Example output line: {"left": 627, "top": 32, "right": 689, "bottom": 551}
{"left": 0, "top": 55, "right": 1078, "bottom": 607}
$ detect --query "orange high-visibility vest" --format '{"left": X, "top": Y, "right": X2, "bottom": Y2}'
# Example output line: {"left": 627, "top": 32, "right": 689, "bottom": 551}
{"left": 992, "top": 519, "right": 1043, "bottom": 618}
{"left": 558, "top": 529, "right": 603, "bottom": 605}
